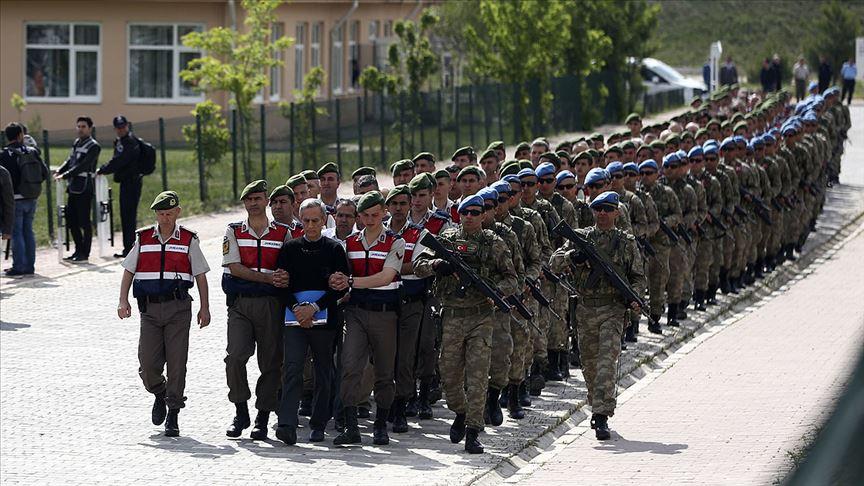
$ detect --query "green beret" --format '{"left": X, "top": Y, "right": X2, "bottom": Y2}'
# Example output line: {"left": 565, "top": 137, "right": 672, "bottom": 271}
{"left": 385, "top": 184, "right": 411, "bottom": 204}
{"left": 573, "top": 151, "right": 591, "bottom": 162}
{"left": 451, "top": 146, "right": 475, "bottom": 160}
{"left": 300, "top": 169, "right": 319, "bottom": 181}
{"left": 680, "top": 130, "right": 694, "bottom": 140}
{"left": 589, "top": 132, "right": 603, "bottom": 141}
{"left": 390, "top": 159, "right": 415, "bottom": 176}
{"left": 636, "top": 144, "right": 653, "bottom": 155}
{"left": 649, "top": 140, "right": 666, "bottom": 150}
{"left": 357, "top": 191, "right": 385, "bottom": 213}
{"left": 695, "top": 127, "right": 708, "bottom": 138}
{"left": 539, "top": 151, "right": 558, "bottom": 164}
{"left": 555, "top": 150, "right": 569, "bottom": 158}
{"left": 478, "top": 149, "right": 498, "bottom": 161}
{"left": 240, "top": 180, "right": 268, "bottom": 200}
{"left": 408, "top": 173, "right": 435, "bottom": 193}
{"left": 604, "top": 145, "right": 623, "bottom": 155}
{"left": 624, "top": 112, "right": 641, "bottom": 124}
{"left": 351, "top": 166, "right": 377, "bottom": 179}
{"left": 457, "top": 166, "right": 483, "bottom": 181}
{"left": 150, "top": 191, "right": 180, "bottom": 211}
{"left": 269, "top": 184, "right": 295, "bottom": 201}
{"left": 515, "top": 141, "right": 530, "bottom": 152}
{"left": 486, "top": 141, "right": 504, "bottom": 151}
{"left": 531, "top": 137, "right": 549, "bottom": 148}
{"left": 664, "top": 133, "right": 680, "bottom": 145}
{"left": 317, "top": 162, "right": 339, "bottom": 177}
{"left": 518, "top": 160, "right": 533, "bottom": 170}
{"left": 734, "top": 121, "right": 748, "bottom": 132}
{"left": 412, "top": 152, "right": 436, "bottom": 164}
{"left": 499, "top": 161, "right": 520, "bottom": 177}
{"left": 706, "top": 118, "right": 721, "bottom": 128}
{"left": 730, "top": 113, "right": 744, "bottom": 123}
{"left": 620, "top": 140, "right": 636, "bottom": 150}
{"left": 720, "top": 120, "right": 731, "bottom": 129}
{"left": 555, "top": 142, "right": 571, "bottom": 152}
{"left": 433, "top": 169, "right": 450, "bottom": 180}
{"left": 285, "top": 174, "right": 307, "bottom": 189}
{"left": 587, "top": 149, "right": 600, "bottom": 158}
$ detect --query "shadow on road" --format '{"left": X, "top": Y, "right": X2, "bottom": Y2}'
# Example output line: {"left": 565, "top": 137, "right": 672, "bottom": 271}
{"left": 595, "top": 434, "right": 688, "bottom": 455}
{"left": 0, "top": 321, "right": 31, "bottom": 331}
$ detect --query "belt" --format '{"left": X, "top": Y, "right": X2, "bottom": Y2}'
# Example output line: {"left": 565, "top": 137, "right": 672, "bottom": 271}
{"left": 441, "top": 303, "right": 493, "bottom": 318}
{"left": 580, "top": 295, "right": 622, "bottom": 308}
{"left": 400, "top": 292, "right": 426, "bottom": 304}
{"left": 349, "top": 301, "right": 398, "bottom": 313}
{"left": 145, "top": 292, "right": 188, "bottom": 304}
{"left": 235, "top": 293, "right": 274, "bottom": 299}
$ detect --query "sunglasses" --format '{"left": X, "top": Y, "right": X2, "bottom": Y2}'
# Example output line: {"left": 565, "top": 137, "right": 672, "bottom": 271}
{"left": 611, "top": 174, "right": 625, "bottom": 179}
{"left": 557, "top": 183, "right": 576, "bottom": 190}
{"left": 705, "top": 156, "right": 718, "bottom": 161}
{"left": 538, "top": 178, "right": 555, "bottom": 185}
{"left": 626, "top": 173, "right": 640, "bottom": 177}
{"left": 592, "top": 205, "right": 617, "bottom": 213}
{"left": 483, "top": 204, "right": 497, "bottom": 211}
{"left": 459, "top": 208, "right": 483, "bottom": 217}
{"left": 520, "top": 181, "right": 536, "bottom": 187}
{"left": 640, "top": 170, "right": 657, "bottom": 176}
{"left": 586, "top": 183, "right": 604, "bottom": 190}
{"left": 497, "top": 196, "right": 510, "bottom": 203}
{"left": 690, "top": 158, "right": 703, "bottom": 163}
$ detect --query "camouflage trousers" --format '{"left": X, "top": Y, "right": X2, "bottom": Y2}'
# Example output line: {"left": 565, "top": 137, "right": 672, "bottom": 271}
{"left": 488, "top": 311, "right": 514, "bottom": 391}
{"left": 440, "top": 306, "right": 494, "bottom": 430}
{"left": 647, "top": 243, "right": 672, "bottom": 316}
{"left": 769, "top": 208, "right": 785, "bottom": 256}
{"left": 547, "top": 284, "right": 570, "bottom": 352}
{"left": 731, "top": 223, "right": 750, "bottom": 277}
{"left": 682, "top": 236, "right": 697, "bottom": 300}
{"left": 509, "top": 315, "right": 532, "bottom": 384}
{"left": 709, "top": 236, "right": 723, "bottom": 288}
{"left": 694, "top": 236, "right": 715, "bottom": 291}
{"left": 577, "top": 303, "right": 625, "bottom": 417}
{"left": 531, "top": 280, "right": 558, "bottom": 363}
{"left": 748, "top": 218, "right": 763, "bottom": 264}
{"left": 723, "top": 223, "right": 737, "bottom": 271}
{"left": 666, "top": 243, "right": 688, "bottom": 304}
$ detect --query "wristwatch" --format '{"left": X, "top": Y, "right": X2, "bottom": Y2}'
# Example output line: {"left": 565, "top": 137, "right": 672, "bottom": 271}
{"left": 348, "top": 275, "right": 354, "bottom": 288}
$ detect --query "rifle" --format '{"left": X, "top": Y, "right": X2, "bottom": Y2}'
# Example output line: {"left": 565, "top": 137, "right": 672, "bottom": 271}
{"left": 505, "top": 294, "right": 535, "bottom": 322}
{"left": 721, "top": 207, "right": 741, "bottom": 227}
{"left": 734, "top": 204, "right": 752, "bottom": 223}
{"left": 739, "top": 188, "right": 773, "bottom": 225}
{"left": 419, "top": 232, "right": 512, "bottom": 314}
{"left": 676, "top": 224, "right": 693, "bottom": 245}
{"left": 694, "top": 221, "right": 706, "bottom": 238}
{"left": 552, "top": 221, "right": 649, "bottom": 318}
{"left": 658, "top": 218, "right": 680, "bottom": 243}
{"left": 635, "top": 235, "right": 657, "bottom": 257}
{"left": 526, "top": 276, "right": 564, "bottom": 321}
{"left": 541, "top": 264, "right": 578, "bottom": 294}
{"left": 708, "top": 212, "right": 728, "bottom": 233}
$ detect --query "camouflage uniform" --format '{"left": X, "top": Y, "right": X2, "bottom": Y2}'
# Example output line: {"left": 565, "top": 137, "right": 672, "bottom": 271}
{"left": 696, "top": 169, "right": 724, "bottom": 295}
{"left": 524, "top": 197, "right": 561, "bottom": 366}
{"left": 539, "top": 192, "right": 578, "bottom": 354}
{"left": 485, "top": 220, "right": 524, "bottom": 392}
{"left": 665, "top": 176, "right": 696, "bottom": 307}
{"left": 684, "top": 172, "right": 707, "bottom": 302}
{"left": 643, "top": 181, "right": 682, "bottom": 318}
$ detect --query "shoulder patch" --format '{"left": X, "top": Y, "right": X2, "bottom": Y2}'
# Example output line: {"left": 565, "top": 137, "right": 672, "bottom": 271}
{"left": 223, "top": 236, "right": 230, "bottom": 255}
{"left": 228, "top": 221, "right": 243, "bottom": 229}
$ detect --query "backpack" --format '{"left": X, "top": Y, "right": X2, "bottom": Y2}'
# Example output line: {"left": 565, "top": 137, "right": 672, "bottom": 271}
{"left": 135, "top": 136, "right": 157, "bottom": 175}
{"left": 13, "top": 148, "right": 47, "bottom": 199}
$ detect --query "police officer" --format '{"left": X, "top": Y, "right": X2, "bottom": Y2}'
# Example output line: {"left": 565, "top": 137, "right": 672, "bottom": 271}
{"left": 222, "top": 180, "right": 292, "bottom": 440}
{"left": 55, "top": 116, "right": 101, "bottom": 262}
{"left": 117, "top": 191, "right": 211, "bottom": 437}
{"left": 97, "top": 115, "right": 141, "bottom": 258}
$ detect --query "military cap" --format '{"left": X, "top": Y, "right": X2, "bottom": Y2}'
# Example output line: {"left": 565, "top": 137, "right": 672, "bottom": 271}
{"left": 620, "top": 140, "right": 636, "bottom": 150}
{"left": 676, "top": 149, "right": 688, "bottom": 161}
{"left": 390, "top": 159, "right": 415, "bottom": 176}
{"left": 538, "top": 151, "right": 558, "bottom": 165}
{"left": 477, "top": 187, "right": 499, "bottom": 202}
{"left": 240, "top": 180, "right": 268, "bottom": 200}
{"left": 781, "top": 125, "right": 798, "bottom": 136}
{"left": 555, "top": 142, "right": 571, "bottom": 152}
{"left": 622, "top": 162, "right": 639, "bottom": 174}
{"left": 732, "top": 135, "right": 746, "bottom": 145}
{"left": 112, "top": 115, "right": 129, "bottom": 128}
{"left": 457, "top": 195, "right": 485, "bottom": 213}
{"left": 317, "top": 162, "right": 339, "bottom": 177}
{"left": 451, "top": 146, "right": 475, "bottom": 160}
{"left": 150, "top": 191, "right": 180, "bottom": 210}
{"left": 269, "top": 184, "right": 295, "bottom": 201}
{"left": 499, "top": 162, "right": 521, "bottom": 177}
{"left": 285, "top": 174, "right": 307, "bottom": 189}
{"left": 624, "top": 113, "right": 641, "bottom": 124}
{"left": 478, "top": 149, "right": 498, "bottom": 162}
{"left": 688, "top": 146, "right": 703, "bottom": 159}
{"left": 604, "top": 144, "right": 623, "bottom": 155}
{"left": 356, "top": 174, "right": 378, "bottom": 188}
{"left": 733, "top": 121, "right": 748, "bottom": 133}
{"left": 590, "top": 191, "right": 619, "bottom": 210}
{"left": 385, "top": 184, "right": 411, "bottom": 204}
{"left": 517, "top": 168, "right": 537, "bottom": 179}
{"left": 357, "top": 191, "right": 385, "bottom": 213}
{"left": 518, "top": 160, "right": 534, "bottom": 170}
{"left": 408, "top": 173, "right": 434, "bottom": 193}
{"left": 649, "top": 140, "right": 666, "bottom": 150}
{"left": 703, "top": 144, "right": 719, "bottom": 156}
{"left": 662, "top": 153, "right": 681, "bottom": 168}
{"left": 823, "top": 87, "right": 839, "bottom": 97}
{"left": 535, "top": 162, "right": 556, "bottom": 178}
{"left": 486, "top": 141, "right": 505, "bottom": 151}
{"left": 695, "top": 127, "right": 708, "bottom": 138}
{"left": 638, "top": 160, "right": 659, "bottom": 172}
{"left": 351, "top": 166, "right": 377, "bottom": 179}
{"left": 555, "top": 170, "right": 576, "bottom": 185}
{"left": 502, "top": 174, "right": 520, "bottom": 184}
{"left": 719, "top": 137, "right": 736, "bottom": 151}
{"left": 412, "top": 152, "right": 436, "bottom": 165}
{"left": 706, "top": 118, "right": 721, "bottom": 128}
{"left": 491, "top": 180, "right": 513, "bottom": 195}
{"left": 531, "top": 137, "right": 549, "bottom": 148}
{"left": 664, "top": 133, "right": 681, "bottom": 145}
{"left": 457, "top": 166, "right": 483, "bottom": 181}
{"left": 641, "top": 125, "right": 653, "bottom": 134}
{"left": 808, "top": 81, "right": 819, "bottom": 92}
{"left": 762, "top": 133, "right": 776, "bottom": 145}
{"left": 680, "top": 130, "right": 694, "bottom": 140}
{"left": 572, "top": 151, "right": 591, "bottom": 162}
{"left": 720, "top": 120, "right": 732, "bottom": 129}
{"left": 587, "top": 148, "right": 601, "bottom": 158}
{"left": 606, "top": 161, "right": 624, "bottom": 174}
{"left": 445, "top": 163, "right": 461, "bottom": 173}
{"left": 556, "top": 150, "right": 570, "bottom": 159}
{"left": 589, "top": 132, "right": 604, "bottom": 141}
{"left": 300, "top": 169, "right": 319, "bottom": 181}
{"left": 515, "top": 141, "right": 531, "bottom": 152}
{"left": 433, "top": 168, "right": 451, "bottom": 180}
{"left": 803, "top": 112, "right": 818, "bottom": 123}
{"left": 584, "top": 167, "right": 608, "bottom": 186}
{"left": 636, "top": 144, "right": 653, "bottom": 156}
{"left": 750, "top": 137, "right": 764, "bottom": 149}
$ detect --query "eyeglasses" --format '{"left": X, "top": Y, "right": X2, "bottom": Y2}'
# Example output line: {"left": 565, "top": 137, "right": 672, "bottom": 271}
{"left": 640, "top": 170, "right": 657, "bottom": 176}
{"left": 626, "top": 173, "right": 640, "bottom": 178}
{"left": 557, "top": 183, "right": 576, "bottom": 190}
{"left": 705, "top": 157, "right": 718, "bottom": 161}
{"left": 690, "top": 158, "right": 703, "bottom": 163}
{"left": 520, "top": 181, "right": 536, "bottom": 187}
{"left": 592, "top": 205, "right": 617, "bottom": 213}
{"left": 459, "top": 208, "right": 483, "bottom": 217}
{"left": 538, "top": 177, "right": 555, "bottom": 185}
{"left": 586, "top": 183, "right": 604, "bottom": 190}
{"left": 611, "top": 174, "right": 625, "bottom": 179}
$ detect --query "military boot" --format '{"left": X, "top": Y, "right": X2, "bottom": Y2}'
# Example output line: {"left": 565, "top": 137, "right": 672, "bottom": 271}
{"left": 667, "top": 303, "right": 680, "bottom": 327}
{"left": 518, "top": 380, "right": 532, "bottom": 407}
{"left": 706, "top": 287, "right": 718, "bottom": 305}
{"left": 529, "top": 360, "right": 546, "bottom": 396}
{"left": 450, "top": 413, "right": 466, "bottom": 443}
{"left": 569, "top": 339, "right": 582, "bottom": 368}
{"left": 560, "top": 351, "right": 571, "bottom": 378}
{"left": 648, "top": 315, "right": 663, "bottom": 334}
{"left": 391, "top": 399, "right": 408, "bottom": 433}
{"left": 151, "top": 391, "right": 167, "bottom": 425}
{"left": 593, "top": 413, "right": 611, "bottom": 440}
{"left": 693, "top": 290, "right": 707, "bottom": 311}
{"left": 250, "top": 410, "right": 270, "bottom": 440}
{"left": 226, "top": 401, "right": 251, "bottom": 438}
{"left": 333, "top": 407, "right": 361, "bottom": 445}
{"left": 486, "top": 387, "right": 504, "bottom": 426}
{"left": 544, "top": 351, "right": 563, "bottom": 381}
{"left": 499, "top": 384, "right": 510, "bottom": 408}
{"left": 507, "top": 384, "right": 525, "bottom": 420}
{"left": 372, "top": 407, "right": 390, "bottom": 445}
{"left": 719, "top": 268, "right": 730, "bottom": 294}
{"left": 624, "top": 323, "right": 637, "bottom": 343}
{"left": 404, "top": 391, "right": 419, "bottom": 418}
{"left": 164, "top": 409, "right": 180, "bottom": 437}
{"left": 754, "top": 258, "right": 765, "bottom": 279}
{"left": 676, "top": 302, "right": 688, "bottom": 320}
{"left": 418, "top": 380, "right": 433, "bottom": 419}
{"left": 465, "top": 427, "right": 484, "bottom": 454}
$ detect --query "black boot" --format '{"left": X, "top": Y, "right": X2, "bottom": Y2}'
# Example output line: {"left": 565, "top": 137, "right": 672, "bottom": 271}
{"left": 569, "top": 339, "right": 582, "bottom": 368}
{"left": 518, "top": 380, "right": 532, "bottom": 407}
{"left": 648, "top": 315, "right": 663, "bottom": 334}
{"left": 418, "top": 380, "right": 433, "bottom": 419}
{"left": 334, "top": 409, "right": 346, "bottom": 433}
{"left": 560, "top": 351, "right": 571, "bottom": 379}
{"left": 507, "top": 383, "right": 526, "bottom": 419}
{"left": 226, "top": 401, "right": 251, "bottom": 438}
{"left": 676, "top": 302, "right": 688, "bottom": 320}
{"left": 450, "top": 413, "right": 466, "bottom": 443}
{"left": 276, "top": 425, "right": 297, "bottom": 445}
{"left": 373, "top": 407, "right": 390, "bottom": 445}
{"left": 694, "top": 290, "right": 707, "bottom": 311}
{"left": 593, "top": 413, "right": 611, "bottom": 440}
{"left": 529, "top": 360, "right": 546, "bottom": 396}
{"left": 624, "top": 322, "right": 637, "bottom": 342}
{"left": 706, "top": 287, "right": 718, "bottom": 305}
{"left": 428, "top": 374, "right": 442, "bottom": 404}
{"left": 250, "top": 410, "right": 270, "bottom": 440}
{"left": 754, "top": 259, "right": 765, "bottom": 279}
{"left": 152, "top": 391, "right": 167, "bottom": 425}
{"left": 785, "top": 244, "right": 797, "bottom": 261}
{"left": 333, "top": 407, "right": 361, "bottom": 445}
{"left": 719, "top": 268, "right": 730, "bottom": 294}
{"left": 465, "top": 427, "right": 484, "bottom": 454}
{"left": 486, "top": 387, "right": 504, "bottom": 426}
{"left": 164, "top": 409, "right": 180, "bottom": 437}
{"left": 405, "top": 391, "right": 419, "bottom": 418}
{"left": 667, "top": 303, "right": 680, "bottom": 327}
{"left": 544, "top": 351, "right": 563, "bottom": 381}
{"left": 392, "top": 399, "right": 408, "bottom": 433}
{"left": 298, "top": 394, "right": 312, "bottom": 417}
{"left": 728, "top": 275, "right": 740, "bottom": 294}
{"left": 499, "top": 384, "right": 510, "bottom": 408}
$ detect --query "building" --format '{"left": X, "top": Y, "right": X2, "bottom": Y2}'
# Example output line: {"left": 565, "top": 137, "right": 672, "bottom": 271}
{"left": 0, "top": 0, "right": 430, "bottom": 131}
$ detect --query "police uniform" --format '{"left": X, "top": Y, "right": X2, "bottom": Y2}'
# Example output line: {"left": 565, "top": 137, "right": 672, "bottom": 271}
{"left": 98, "top": 115, "right": 142, "bottom": 256}
{"left": 57, "top": 135, "right": 101, "bottom": 260}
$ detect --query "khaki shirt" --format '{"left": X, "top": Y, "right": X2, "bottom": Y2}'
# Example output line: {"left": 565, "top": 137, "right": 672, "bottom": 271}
{"left": 121, "top": 223, "right": 209, "bottom": 276}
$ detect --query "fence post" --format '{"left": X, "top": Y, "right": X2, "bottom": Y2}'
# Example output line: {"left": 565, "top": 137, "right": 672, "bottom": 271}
{"left": 335, "top": 98, "right": 342, "bottom": 173}
{"left": 454, "top": 85, "right": 460, "bottom": 149}
{"left": 289, "top": 102, "right": 295, "bottom": 175}
{"left": 310, "top": 102, "right": 317, "bottom": 165}
{"left": 468, "top": 85, "right": 475, "bottom": 147}
{"left": 42, "top": 130, "right": 54, "bottom": 242}
{"left": 158, "top": 117, "right": 167, "bottom": 191}
{"left": 259, "top": 104, "right": 266, "bottom": 180}
{"left": 357, "top": 96, "right": 364, "bottom": 167}
{"left": 496, "top": 84, "right": 503, "bottom": 141}
{"left": 196, "top": 114, "right": 207, "bottom": 202}
{"left": 482, "top": 85, "right": 490, "bottom": 146}
{"left": 437, "top": 89, "right": 443, "bottom": 158}
{"left": 420, "top": 93, "right": 427, "bottom": 150}
{"left": 512, "top": 83, "right": 520, "bottom": 143}
{"left": 231, "top": 109, "right": 238, "bottom": 200}
{"left": 379, "top": 93, "right": 385, "bottom": 167}
{"left": 399, "top": 92, "right": 406, "bottom": 158}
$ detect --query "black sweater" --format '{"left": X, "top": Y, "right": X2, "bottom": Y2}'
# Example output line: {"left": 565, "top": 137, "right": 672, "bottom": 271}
{"left": 275, "top": 235, "right": 349, "bottom": 330}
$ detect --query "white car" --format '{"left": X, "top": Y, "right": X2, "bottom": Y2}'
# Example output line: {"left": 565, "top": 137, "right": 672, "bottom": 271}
{"left": 640, "top": 57, "right": 707, "bottom": 100}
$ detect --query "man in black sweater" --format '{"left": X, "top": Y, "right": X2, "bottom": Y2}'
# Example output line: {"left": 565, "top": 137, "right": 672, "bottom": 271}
{"left": 274, "top": 198, "right": 349, "bottom": 445}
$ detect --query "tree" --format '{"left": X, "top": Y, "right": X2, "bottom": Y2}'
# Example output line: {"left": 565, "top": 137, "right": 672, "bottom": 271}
{"left": 280, "top": 66, "right": 327, "bottom": 166}
{"left": 180, "top": 0, "right": 292, "bottom": 181}
{"left": 9, "top": 93, "right": 26, "bottom": 122}
{"left": 807, "top": 0, "right": 863, "bottom": 85}
{"left": 182, "top": 100, "right": 230, "bottom": 199}
{"left": 563, "top": 2, "right": 613, "bottom": 128}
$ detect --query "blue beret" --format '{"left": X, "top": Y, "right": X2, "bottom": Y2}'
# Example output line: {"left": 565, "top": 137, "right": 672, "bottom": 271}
{"left": 477, "top": 187, "right": 499, "bottom": 201}
{"left": 491, "top": 180, "right": 512, "bottom": 194}
{"left": 662, "top": 153, "right": 681, "bottom": 168}
{"left": 762, "top": 133, "right": 776, "bottom": 145}
{"left": 622, "top": 162, "right": 639, "bottom": 174}
{"left": 639, "top": 159, "right": 659, "bottom": 172}
{"left": 589, "top": 191, "right": 619, "bottom": 209}
{"left": 823, "top": 87, "right": 839, "bottom": 97}
{"left": 751, "top": 136, "right": 764, "bottom": 148}
{"left": 812, "top": 95, "right": 824, "bottom": 105}
{"left": 535, "top": 162, "right": 556, "bottom": 178}
{"left": 720, "top": 137, "right": 736, "bottom": 151}
{"left": 555, "top": 170, "right": 576, "bottom": 185}
{"left": 606, "top": 161, "right": 624, "bottom": 174}
{"left": 502, "top": 174, "right": 520, "bottom": 184}
{"left": 808, "top": 81, "right": 818, "bottom": 91}
{"left": 517, "top": 168, "right": 537, "bottom": 179}
{"left": 688, "top": 146, "right": 703, "bottom": 159}
{"left": 458, "top": 195, "right": 484, "bottom": 212}
{"left": 733, "top": 135, "right": 746, "bottom": 145}
{"left": 704, "top": 139, "right": 718, "bottom": 147}
{"left": 803, "top": 112, "right": 817, "bottom": 123}
{"left": 675, "top": 149, "right": 687, "bottom": 160}
{"left": 584, "top": 167, "right": 607, "bottom": 186}
{"left": 703, "top": 145, "right": 719, "bottom": 155}
{"left": 782, "top": 125, "right": 798, "bottom": 136}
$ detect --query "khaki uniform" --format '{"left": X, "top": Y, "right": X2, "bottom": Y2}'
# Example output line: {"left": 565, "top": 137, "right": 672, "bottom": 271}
{"left": 644, "top": 182, "right": 682, "bottom": 317}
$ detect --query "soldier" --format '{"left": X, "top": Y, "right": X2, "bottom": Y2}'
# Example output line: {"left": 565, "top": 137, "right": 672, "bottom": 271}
{"left": 663, "top": 153, "right": 697, "bottom": 325}
{"left": 317, "top": 162, "right": 341, "bottom": 209}
{"left": 550, "top": 191, "right": 646, "bottom": 440}
{"left": 269, "top": 185, "right": 305, "bottom": 238}
{"left": 117, "top": 191, "right": 211, "bottom": 437}
{"left": 222, "top": 180, "right": 292, "bottom": 440}
{"left": 55, "top": 116, "right": 101, "bottom": 262}
{"left": 693, "top": 145, "right": 725, "bottom": 309}
{"left": 391, "top": 159, "right": 416, "bottom": 186}
{"left": 412, "top": 152, "right": 437, "bottom": 175}
{"left": 451, "top": 146, "right": 476, "bottom": 169}
{"left": 479, "top": 149, "right": 501, "bottom": 185}
{"left": 414, "top": 195, "right": 518, "bottom": 454}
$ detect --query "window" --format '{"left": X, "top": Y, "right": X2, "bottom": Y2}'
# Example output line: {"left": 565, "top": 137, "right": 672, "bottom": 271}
{"left": 128, "top": 24, "right": 203, "bottom": 102}
{"left": 310, "top": 23, "right": 322, "bottom": 69}
{"left": 349, "top": 21, "right": 359, "bottom": 89}
{"left": 332, "top": 25, "right": 343, "bottom": 94}
{"left": 368, "top": 20, "right": 379, "bottom": 41}
{"left": 270, "top": 22, "right": 284, "bottom": 100}
{"left": 25, "top": 23, "right": 101, "bottom": 102}
{"left": 384, "top": 20, "right": 393, "bottom": 38}
{"left": 294, "top": 22, "right": 306, "bottom": 89}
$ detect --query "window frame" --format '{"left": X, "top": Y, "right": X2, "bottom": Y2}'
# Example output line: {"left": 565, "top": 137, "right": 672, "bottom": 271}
{"left": 331, "top": 24, "right": 344, "bottom": 95}
{"left": 269, "top": 22, "right": 284, "bottom": 101}
{"left": 23, "top": 21, "right": 102, "bottom": 104}
{"left": 294, "top": 22, "right": 307, "bottom": 90}
{"left": 310, "top": 22, "right": 322, "bottom": 69}
{"left": 126, "top": 22, "right": 205, "bottom": 104}
{"left": 348, "top": 20, "right": 359, "bottom": 92}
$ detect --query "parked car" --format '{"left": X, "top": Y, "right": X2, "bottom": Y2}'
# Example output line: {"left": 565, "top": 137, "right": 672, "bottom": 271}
{"left": 639, "top": 57, "right": 707, "bottom": 100}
